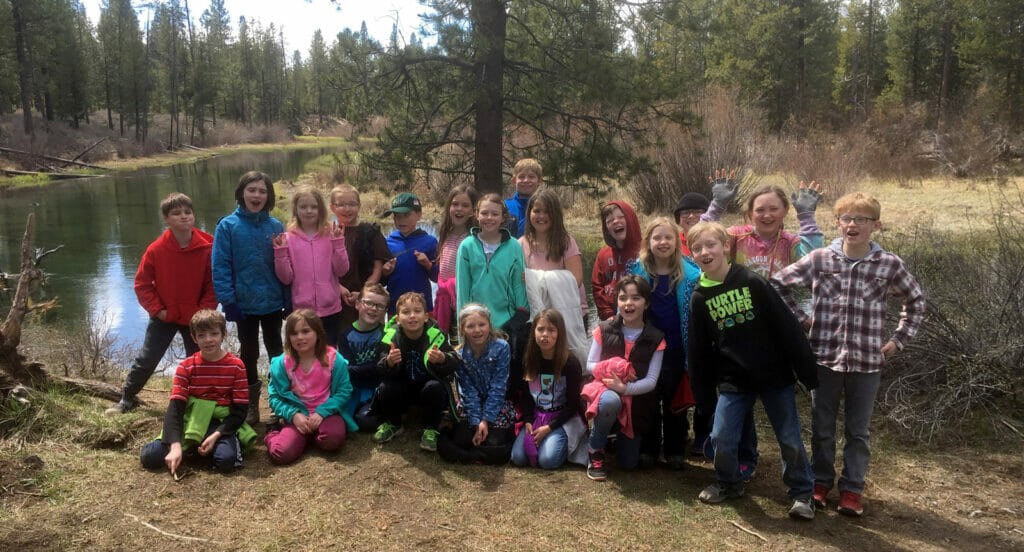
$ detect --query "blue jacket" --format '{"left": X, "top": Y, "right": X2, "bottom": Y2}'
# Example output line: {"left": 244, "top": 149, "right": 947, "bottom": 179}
{"left": 456, "top": 227, "right": 529, "bottom": 331}
{"left": 267, "top": 348, "right": 357, "bottom": 432}
{"left": 457, "top": 338, "right": 511, "bottom": 426}
{"left": 384, "top": 228, "right": 438, "bottom": 314}
{"left": 212, "top": 207, "right": 285, "bottom": 315}
{"left": 628, "top": 256, "right": 701, "bottom": 359}
{"left": 504, "top": 193, "right": 530, "bottom": 238}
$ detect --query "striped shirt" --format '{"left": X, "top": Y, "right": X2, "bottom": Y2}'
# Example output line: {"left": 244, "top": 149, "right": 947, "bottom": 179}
{"left": 771, "top": 240, "right": 925, "bottom": 373}
{"left": 170, "top": 352, "right": 249, "bottom": 406}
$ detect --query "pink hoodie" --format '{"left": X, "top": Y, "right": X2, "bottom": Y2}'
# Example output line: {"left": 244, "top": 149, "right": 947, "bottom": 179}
{"left": 274, "top": 229, "right": 350, "bottom": 317}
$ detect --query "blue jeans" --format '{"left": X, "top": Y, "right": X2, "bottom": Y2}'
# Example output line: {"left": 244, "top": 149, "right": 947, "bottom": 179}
{"left": 711, "top": 385, "right": 812, "bottom": 498}
{"left": 511, "top": 426, "right": 568, "bottom": 469}
{"left": 140, "top": 424, "right": 242, "bottom": 472}
{"left": 122, "top": 318, "right": 199, "bottom": 403}
{"left": 588, "top": 390, "right": 643, "bottom": 470}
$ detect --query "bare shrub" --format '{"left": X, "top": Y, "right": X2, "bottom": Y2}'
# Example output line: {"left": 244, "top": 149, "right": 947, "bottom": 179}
{"left": 629, "top": 86, "right": 773, "bottom": 215}
{"left": 775, "top": 132, "right": 866, "bottom": 201}
{"left": 879, "top": 185, "right": 1024, "bottom": 442}
{"left": 922, "top": 121, "right": 1011, "bottom": 180}
{"left": 197, "top": 121, "right": 292, "bottom": 147}
{"left": 861, "top": 102, "right": 934, "bottom": 185}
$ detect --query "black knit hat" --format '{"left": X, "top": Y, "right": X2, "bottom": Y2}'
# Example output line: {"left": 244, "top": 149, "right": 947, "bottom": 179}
{"left": 673, "top": 192, "right": 710, "bottom": 220}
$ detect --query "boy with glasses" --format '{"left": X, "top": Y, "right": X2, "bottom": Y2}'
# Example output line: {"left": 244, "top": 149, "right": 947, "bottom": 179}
{"left": 771, "top": 192, "right": 926, "bottom": 517}
{"left": 337, "top": 283, "right": 390, "bottom": 431}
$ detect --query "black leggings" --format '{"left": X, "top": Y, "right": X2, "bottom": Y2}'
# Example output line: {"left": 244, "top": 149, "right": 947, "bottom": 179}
{"left": 236, "top": 311, "right": 283, "bottom": 384}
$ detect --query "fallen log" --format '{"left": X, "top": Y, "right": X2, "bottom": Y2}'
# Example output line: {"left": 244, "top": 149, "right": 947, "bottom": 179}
{"left": 0, "top": 146, "right": 108, "bottom": 170}
{"left": 57, "top": 376, "right": 141, "bottom": 405}
{"left": 1, "top": 168, "right": 99, "bottom": 180}
{"left": 69, "top": 137, "right": 108, "bottom": 163}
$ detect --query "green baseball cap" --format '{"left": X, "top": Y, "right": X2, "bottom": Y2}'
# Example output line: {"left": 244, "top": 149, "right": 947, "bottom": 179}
{"left": 382, "top": 192, "right": 422, "bottom": 216}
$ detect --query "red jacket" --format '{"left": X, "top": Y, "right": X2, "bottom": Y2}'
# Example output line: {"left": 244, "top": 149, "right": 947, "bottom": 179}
{"left": 590, "top": 201, "right": 642, "bottom": 320}
{"left": 134, "top": 228, "right": 217, "bottom": 326}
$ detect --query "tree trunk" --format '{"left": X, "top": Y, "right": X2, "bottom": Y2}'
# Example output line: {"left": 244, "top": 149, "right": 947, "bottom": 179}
{"left": 471, "top": 0, "right": 506, "bottom": 196}
{"left": 0, "top": 214, "right": 50, "bottom": 386}
{"left": 938, "top": 17, "right": 955, "bottom": 127}
{"left": 11, "top": 0, "right": 34, "bottom": 136}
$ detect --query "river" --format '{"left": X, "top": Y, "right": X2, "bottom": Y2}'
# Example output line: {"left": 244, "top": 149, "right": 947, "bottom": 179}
{"left": 0, "top": 147, "right": 334, "bottom": 354}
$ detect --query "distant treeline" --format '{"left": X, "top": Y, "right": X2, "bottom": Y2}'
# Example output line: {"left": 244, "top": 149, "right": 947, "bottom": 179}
{"left": 0, "top": 0, "right": 1021, "bottom": 145}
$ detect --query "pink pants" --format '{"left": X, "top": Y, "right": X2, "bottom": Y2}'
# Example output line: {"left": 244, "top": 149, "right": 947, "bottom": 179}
{"left": 265, "top": 414, "right": 346, "bottom": 465}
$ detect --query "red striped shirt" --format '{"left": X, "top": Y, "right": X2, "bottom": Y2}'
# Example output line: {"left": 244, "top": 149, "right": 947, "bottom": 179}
{"left": 170, "top": 352, "right": 249, "bottom": 406}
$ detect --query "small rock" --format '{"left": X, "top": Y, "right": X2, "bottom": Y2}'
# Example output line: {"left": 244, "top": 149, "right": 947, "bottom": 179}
{"left": 21, "top": 455, "right": 44, "bottom": 469}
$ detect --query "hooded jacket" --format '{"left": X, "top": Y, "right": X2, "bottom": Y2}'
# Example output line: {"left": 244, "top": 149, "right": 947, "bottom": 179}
{"left": 267, "top": 347, "right": 358, "bottom": 432}
{"left": 383, "top": 228, "right": 438, "bottom": 314}
{"left": 273, "top": 228, "right": 349, "bottom": 318}
{"left": 591, "top": 201, "right": 642, "bottom": 320}
{"left": 212, "top": 207, "right": 286, "bottom": 315}
{"left": 134, "top": 228, "right": 218, "bottom": 326}
{"left": 688, "top": 264, "right": 818, "bottom": 409}
{"left": 455, "top": 227, "right": 529, "bottom": 331}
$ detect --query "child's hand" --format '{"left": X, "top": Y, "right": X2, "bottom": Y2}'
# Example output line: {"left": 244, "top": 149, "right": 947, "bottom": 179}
{"left": 602, "top": 373, "right": 627, "bottom": 394}
{"left": 382, "top": 257, "right": 396, "bottom": 276}
{"left": 307, "top": 413, "right": 324, "bottom": 433}
{"left": 791, "top": 181, "right": 823, "bottom": 214}
{"left": 472, "top": 420, "right": 489, "bottom": 447}
{"left": 331, "top": 221, "right": 345, "bottom": 239}
{"left": 414, "top": 251, "right": 431, "bottom": 269}
{"left": 272, "top": 233, "right": 288, "bottom": 248}
{"left": 709, "top": 168, "right": 738, "bottom": 207}
{"left": 881, "top": 341, "right": 898, "bottom": 359}
{"left": 386, "top": 343, "right": 402, "bottom": 368}
{"left": 531, "top": 424, "right": 552, "bottom": 446}
{"left": 426, "top": 345, "right": 445, "bottom": 364}
{"left": 198, "top": 431, "right": 221, "bottom": 456}
{"left": 164, "top": 442, "right": 183, "bottom": 475}
{"left": 292, "top": 412, "right": 311, "bottom": 434}
{"left": 340, "top": 285, "right": 355, "bottom": 306}
{"left": 157, "top": 309, "right": 167, "bottom": 321}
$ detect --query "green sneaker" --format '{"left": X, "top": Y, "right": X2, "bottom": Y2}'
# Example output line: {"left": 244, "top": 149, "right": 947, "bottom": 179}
{"left": 373, "top": 422, "right": 402, "bottom": 443}
{"left": 420, "top": 429, "right": 440, "bottom": 451}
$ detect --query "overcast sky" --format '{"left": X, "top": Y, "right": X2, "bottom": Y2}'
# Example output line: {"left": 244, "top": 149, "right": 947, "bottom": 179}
{"left": 81, "top": 0, "right": 432, "bottom": 57}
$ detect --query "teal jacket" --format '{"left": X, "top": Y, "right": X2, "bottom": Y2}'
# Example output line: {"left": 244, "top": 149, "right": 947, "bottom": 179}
{"left": 455, "top": 227, "right": 529, "bottom": 330}
{"left": 267, "top": 348, "right": 357, "bottom": 432}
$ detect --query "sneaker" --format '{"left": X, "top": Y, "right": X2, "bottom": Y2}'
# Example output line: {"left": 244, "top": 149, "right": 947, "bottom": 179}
{"left": 837, "top": 491, "right": 864, "bottom": 517}
{"left": 789, "top": 498, "right": 816, "bottom": 520}
{"left": 665, "top": 454, "right": 687, "bottom": 471}
{"left": 372, "top": 422, "right": 403, "bottom": 443}
{"left": 698, "top": 482, "right": 744, "bottom": 504}
{"left": 586, "top": 449, "right": 607, "bottom": 481}
{"left": 739, "top": 463, "right": 756, "bottom": 482}
{"left": 420, "top": 429, "right": 439, "bottom": 451}
{"left": 103, "top": 399, "right": 134, "bottom": 416}
{"left": 813, "top": 484, "right": 830, "bottom": 509}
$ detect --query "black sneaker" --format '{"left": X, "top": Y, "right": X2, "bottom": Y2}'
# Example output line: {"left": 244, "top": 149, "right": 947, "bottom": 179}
{"left": 587, "top": 449, "right": 607, "bottom": 481}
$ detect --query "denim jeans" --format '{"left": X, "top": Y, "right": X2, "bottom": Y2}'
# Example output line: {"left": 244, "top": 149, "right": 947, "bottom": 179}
{"left": 236, "top": 311, "right": 283, "bottom": 384}
{"left": 122, "top": 317, "right": 199, "bottom": 402}
{"left": 711, "top": 385, "right": 812, "bottom": 498}
{"left": 511, "top": 425, "right": 569, "bottom": 469}
{"left": 140, "top": 424, "right": 241, "bottom": 472}
{"left": 811, "top": 367, "right": 881, "bottom": 494}
{"left": 588, "top": 390, "right": 644, "bottom": 470}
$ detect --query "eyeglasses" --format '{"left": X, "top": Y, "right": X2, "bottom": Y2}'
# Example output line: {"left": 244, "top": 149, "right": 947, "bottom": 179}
{"left": 677, "top": 209, "right": 703, "bottom": 219}
{"left": 332, "top": 202, "right": 359, "bottom": 209}
{"left": 837, "top": 216, "right": 877, "bottom": 225}
{"left": 359, "top": 299, "right": 387, "bottom": 311}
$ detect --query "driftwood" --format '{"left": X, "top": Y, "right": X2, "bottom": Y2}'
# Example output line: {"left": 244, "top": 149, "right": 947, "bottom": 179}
{"left": 1, "top": 214, "right": 50, "bottom": 384}
{"left": 0, "top": 146, "right": 108, "bottom": 170}
{"left": 57, "top": 376, "right": 143, "bottom": 405}
{"left": 0, "top": 168, "right": 98, "bottom": 180}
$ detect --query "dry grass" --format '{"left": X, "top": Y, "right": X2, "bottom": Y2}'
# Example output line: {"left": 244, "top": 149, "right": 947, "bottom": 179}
{"left": 0, "top": 387, "right": 1021, "bottom": 551}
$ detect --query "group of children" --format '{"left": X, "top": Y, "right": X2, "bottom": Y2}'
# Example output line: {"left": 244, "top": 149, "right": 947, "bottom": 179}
{"left": 111, "top": 159, "right": 925, "bottom": 522}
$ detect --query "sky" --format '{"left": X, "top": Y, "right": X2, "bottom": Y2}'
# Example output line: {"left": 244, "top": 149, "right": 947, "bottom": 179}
{"left": 81, "top": 0, "right": 432, "bottom": 56}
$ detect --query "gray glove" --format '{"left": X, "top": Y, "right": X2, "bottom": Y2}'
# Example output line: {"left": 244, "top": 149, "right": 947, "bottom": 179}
{"left": 791, "top": 187, "right": 822, "bottom": 214}
{"left": 710, "top": 176, "right": 738, "bottom": 207}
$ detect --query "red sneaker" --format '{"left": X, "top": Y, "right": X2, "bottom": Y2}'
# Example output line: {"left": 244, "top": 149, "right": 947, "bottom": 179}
{"left": 813, "top": 484, "right": 830, "bottom": 509}
{"left": 838, "top": 491, "right": 864, "bottom": 517}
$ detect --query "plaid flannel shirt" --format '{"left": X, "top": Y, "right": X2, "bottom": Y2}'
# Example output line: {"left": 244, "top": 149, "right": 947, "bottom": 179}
{"left": 771, "top": 242, "right": 925, "bottom": 373}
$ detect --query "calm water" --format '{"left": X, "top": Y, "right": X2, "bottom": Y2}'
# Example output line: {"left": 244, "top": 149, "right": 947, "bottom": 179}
{"left": 0, "top": 147, "right": 333, "bottom": 350}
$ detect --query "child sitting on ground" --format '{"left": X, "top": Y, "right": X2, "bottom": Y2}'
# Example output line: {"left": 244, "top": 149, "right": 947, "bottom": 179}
{"left": 381, "top": 193, "right": 438, "bottom": 316}
{"left": 591, "top": 201, "right": 642, "bottom": 322}
{"left": 687, "top": 222, "right": 818, "bottom": 521}
{"left": 771, "top": 192, "right": 925, "bottom": 517}
{"left": 337, "top": 283, "right": 390, "bottom": 431}
{"left": 437, "top": 304, "right": 518, "bottom": 464}
{"left": 371, "top": 292, "right": 459, "bottom": 452}
{"left": 140, "top": 309, "right": 255, "bottom": 474}
{"left": 265, "top": 310, "right": 355, "bottom": 465}
{"left": 107, "top": 192, "right": 217, "bottom": 415}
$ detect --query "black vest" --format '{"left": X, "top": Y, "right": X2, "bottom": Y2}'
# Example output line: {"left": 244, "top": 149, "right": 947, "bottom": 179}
{"left": 598, "top": 318, "right": 665, "bottom": 435}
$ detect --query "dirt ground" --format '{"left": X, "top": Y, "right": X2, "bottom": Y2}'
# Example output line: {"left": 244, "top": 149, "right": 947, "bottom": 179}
{"left": 1, "top": 387, "right": 1021, "bottom": 552}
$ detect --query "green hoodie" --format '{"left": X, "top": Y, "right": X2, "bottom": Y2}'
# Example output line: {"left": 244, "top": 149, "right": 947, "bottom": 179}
{"left": 455, "top": 227, "right": 529, "bottom": 330}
